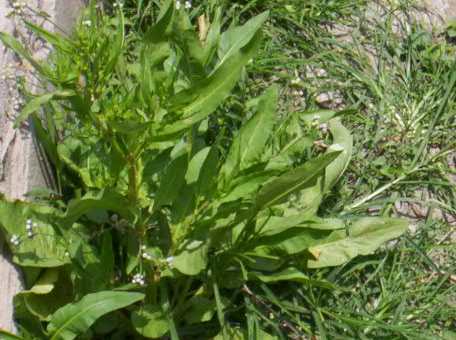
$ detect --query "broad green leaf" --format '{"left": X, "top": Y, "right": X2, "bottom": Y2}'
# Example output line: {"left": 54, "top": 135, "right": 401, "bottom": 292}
{"left": 285, "top": 118, "right": 353, "bottom": 216}
{"left": 20, "top": 269, "right": 73, "bottom": 321}
{"left": 257, "top": 215, "right": 345, "bottom": 236}
{"left": 171, "top": 184, "right": 196, "bottom": 223}
{"left": 185, "top": 146, "right": 211, "bottom": 184}
{"left": 22, "top": 268, "right": 58, "bottom": 295}
{"left": 0, "top": 198, "right": 69, "bottom": 267}
{"left": 308, "top": 217, "right": 408, "bottom": 268}
{"left": 184, "top": 296, "right": 216, "bottom": 324}
{"left": 156, "top": 33, "right": 262, "bottom": 139}
{"left": 173, "top": 241, "right": 208, "bottom": 276}
{"left": 253, "top": 228, "right": 330, "bottom": 256}
{"left": 196, "top": 146, "right": 219, "bottom": 197}
{"left": 65, "top": 227, "right": 114, "bottom": 294}
{"left": 222, "top": 86, "right": 278, "bottom": 182}
{"left": 250, "top": 267, "right": 336, "bottom": 289}
{"left": 47, "top": 291, "right": 145, "bottom": 340}
{"left": 256, "top": 151, "right": 342, "bottom": 209}
{"left": 131, "top": 305, "right": 169, "bottom": 339}
{"left": 155, "top": 154, "right": 187, "bottom": 208}
{"left": 219, "top": 171, "right": 274, "bottom": 204}
{"left": 56, "top": 133, "right": 123, "bottom": 190}
{"left": 215, "top": 11, "right": 269, "bottom": 73}
{"left": 64, "top": 189, "right": 132, "bottom": 226}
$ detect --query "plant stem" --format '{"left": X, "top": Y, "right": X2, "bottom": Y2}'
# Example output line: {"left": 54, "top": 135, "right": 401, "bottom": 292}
{"left": 173, "top": 277, "right": 193, "bottom": 320}
{"left": 160, "top": 281, "right": 180, "bottom": 340}
{"left": 211, "top": 269, "right": 228, "bottom": 340}
{"left": 128, "top": 156, "right": 139, "bottom": 203}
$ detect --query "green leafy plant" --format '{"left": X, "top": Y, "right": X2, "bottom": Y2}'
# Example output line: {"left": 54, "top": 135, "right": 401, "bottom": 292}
{"left": 0, "top": 1, "right": 407, "bottom": 338}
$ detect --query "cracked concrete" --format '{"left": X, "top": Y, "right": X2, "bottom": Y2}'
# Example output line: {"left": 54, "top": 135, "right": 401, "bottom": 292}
{"left": 0, "top": 0, "right": 84, "bottom": 333}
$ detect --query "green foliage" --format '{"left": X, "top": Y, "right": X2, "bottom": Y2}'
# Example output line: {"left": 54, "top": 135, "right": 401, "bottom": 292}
{"left": 0, "top": 1, "right": 407, "bottom": 338}
{"left": 47, "top": 291, "right": 145, "bottom": 340}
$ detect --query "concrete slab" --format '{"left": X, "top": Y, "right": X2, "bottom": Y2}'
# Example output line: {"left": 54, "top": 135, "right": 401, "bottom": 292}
{"left": 0, "top": 0, "right": 84, "bottom": 333}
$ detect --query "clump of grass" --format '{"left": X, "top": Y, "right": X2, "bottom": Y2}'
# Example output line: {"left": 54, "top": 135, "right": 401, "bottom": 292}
{"left": 221, "top": 0, "right": 456, "bottom": 337}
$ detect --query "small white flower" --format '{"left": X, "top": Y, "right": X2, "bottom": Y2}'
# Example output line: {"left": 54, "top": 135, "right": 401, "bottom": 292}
{"left": 65, "top": 251, "right": 70, "bottom": 257}
{"left": 165, "top": 256, "right": 174, "bottom": 267}
{"left": 175, "top": 1, "right": 181, "bottom": 10}
{"left": 10, "top": 234, "right": 20, "bottom": 245}
{"left": 142, "top": 252, "right": 153, "bottom": 260}
{"left": 140, "top": 245, "right": 146, "bottom": 251}
{"left": 27, "top": 231, "right": 34, "bottom": 238}
{"left": 184, "top": 0, "right": 192, "bottom": 9}
{"left": 113, "top": 2, "right": 118, "bottom": 7}
{"left": 82, "top": 20, "right": 92, "bottom": 27}
{"left": 132, "top": 273, "right": 146, "bottom": 285}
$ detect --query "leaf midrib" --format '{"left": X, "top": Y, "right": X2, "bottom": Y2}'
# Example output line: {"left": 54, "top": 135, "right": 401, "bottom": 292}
{"left": 50, "top": 294, "right": 142, "bottom": 340}
{"left": 261, "top": 153, "right": 340, "bottom": 208}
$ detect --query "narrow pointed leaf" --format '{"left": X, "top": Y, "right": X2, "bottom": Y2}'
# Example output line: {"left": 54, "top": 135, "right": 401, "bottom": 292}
{"left": 156, "top": 32, "right": 262, "bottom": 139}
{"left": 15, "top": 90, "right": 75, "bottom": 127}
{"left": 0, "top": 32, "right": 49, "bottom": 76}
{"left": 47, "top": 291, "right": 144, "bottom": 340}
{"left": 215, "top": 11, "right": 269, "bottom": 73}
{"left": 64, "top": 189, "right": 132, "bottom": 226}
{"left": 256, "top": 151, "right": 342, "bottom": 209}
{"left": 185, "top": 147, "right": 211, "bottom": 184}
{"left": 24, "top": 21, "right": 73, "bottom": 53}
{"left": 250, "top": 267, "right": 336, "bottom": 289}
{"left": 308, "top": 217, "right": 408, "bottom": 268}
{"left": 222, "top": 86, "right": 278, "bottom": 182}
{"left": 324, "top": 118, "right": 353, "bottom": 189}
{"left": 155, "top": 154, "right": 187, "bottom": 207}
